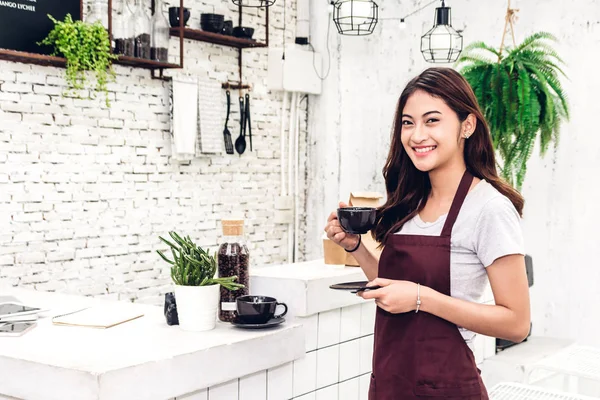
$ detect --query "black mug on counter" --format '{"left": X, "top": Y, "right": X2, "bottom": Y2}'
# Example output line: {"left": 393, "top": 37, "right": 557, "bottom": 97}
{"left": 236, "top": 295, "right": 288, "bottom": 324}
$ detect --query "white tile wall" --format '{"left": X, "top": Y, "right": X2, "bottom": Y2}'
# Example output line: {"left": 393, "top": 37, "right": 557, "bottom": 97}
{"left": 317, "top": 309, "right": 341, "bottom": 348}
{"left": 207, "top": 379, "right": 238, "bottom": 400}
{"left": 338, "top": 377, "right": 360, "bottom": 400}
{"left": 339, "top": 339, "right": 361, "bottom": 382}
{"left": 340, "top": 304, "right": 362, "bottom": 342}
{"left": 360, "top": 302, "right": 376, "bottom": 336}
{"left": 315, "top": 385, "right": 338, "bottom": 400}
{"left": 300, "top": 314, "right": 319, "bottom": 352}
{"left": 293, "top": 351, "right": 317, "bottom": 397}
{"left": 267, "top": 362, "right": 293, "bottom": 400}
{"left": 316, "top": 345, "right": 339, "bottom": 389}
{"left": 176, "top": 389, "right": 208, "bottom": 400}
{"left": 358, "top": 335, "right": 374, "bottom": 375}
{"left": 294, "top": 392, "right": 316, "bottom": 400}
{"left": 239, "top": 371, "right": 266, "bottom": 400}
{"left": 181, "top": 306, "right": 375, "bottom": 400}
{"left": 358, "top": 373, "right": 371, "bottom": 400}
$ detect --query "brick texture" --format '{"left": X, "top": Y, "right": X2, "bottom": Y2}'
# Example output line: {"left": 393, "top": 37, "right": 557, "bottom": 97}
{"left": 0, "top": 0, "right": 308, "bottom": 304}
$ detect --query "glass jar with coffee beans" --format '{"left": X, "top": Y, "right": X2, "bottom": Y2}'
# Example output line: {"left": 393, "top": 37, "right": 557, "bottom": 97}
{"left": 218, "top": 219, "right": 250, "bottom": 322}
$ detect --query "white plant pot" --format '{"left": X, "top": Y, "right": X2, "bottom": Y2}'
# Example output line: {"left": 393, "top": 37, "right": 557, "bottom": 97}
{"left": 174, "top": 284, "right": 219, "bottom": 332}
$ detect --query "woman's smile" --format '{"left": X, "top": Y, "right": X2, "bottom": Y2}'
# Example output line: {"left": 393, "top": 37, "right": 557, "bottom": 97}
{"left": 412, "top": 145, "right": 437, "bottom": 156}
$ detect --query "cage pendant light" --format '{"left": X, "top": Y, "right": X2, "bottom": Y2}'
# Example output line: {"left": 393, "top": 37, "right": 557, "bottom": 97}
{"left": 232, "top": 0, "right": 275, "bottom": 7}
{"left": 333, "top": 0, "right": 379, "bottom": 36}
{"left": 420, "top": 0, "right": 463, "bottom": 63}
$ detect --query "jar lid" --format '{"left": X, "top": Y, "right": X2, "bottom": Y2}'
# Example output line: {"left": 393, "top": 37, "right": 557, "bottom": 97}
{"left": 221, "top": 219, "right": 244, "bottom": 235}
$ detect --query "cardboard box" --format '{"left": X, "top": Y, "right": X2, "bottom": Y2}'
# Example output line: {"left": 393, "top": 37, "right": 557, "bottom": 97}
{"left": 345, "top": 192, "right": 383, "bottom": 266}
{"left": 323, "top": 237, "right": 347, "bottom": 265}
{"left": 322, "top": 192, "right": 384, "bottom": 267}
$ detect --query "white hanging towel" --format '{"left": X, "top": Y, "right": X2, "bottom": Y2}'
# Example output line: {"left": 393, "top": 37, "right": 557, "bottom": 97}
{"left": 198, "top": 79, "right": 224, "bottom": 154}
{"left": 170, "top": 76, "right": 199, "bottom": 161}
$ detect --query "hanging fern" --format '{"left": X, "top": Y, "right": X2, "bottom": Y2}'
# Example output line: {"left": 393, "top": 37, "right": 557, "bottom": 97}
{"left": 455, "top": 31, "right": 569, "bottom": 188}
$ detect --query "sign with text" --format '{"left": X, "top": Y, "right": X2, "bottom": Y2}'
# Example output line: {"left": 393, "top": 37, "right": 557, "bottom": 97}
{"left": 0, "top": 0, "right": 81, "bottom": 54}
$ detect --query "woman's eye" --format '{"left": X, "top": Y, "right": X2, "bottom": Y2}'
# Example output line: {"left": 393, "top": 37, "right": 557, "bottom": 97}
{"left": 401, "top": 120, "right": 412, "bottom": 125}
{"left": 426, "top": 118, "right": 439, "bottom": 123}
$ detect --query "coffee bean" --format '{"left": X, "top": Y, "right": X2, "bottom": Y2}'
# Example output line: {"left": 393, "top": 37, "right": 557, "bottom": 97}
{"left": 218, "top": 242, "right": 249, "bottom": 322}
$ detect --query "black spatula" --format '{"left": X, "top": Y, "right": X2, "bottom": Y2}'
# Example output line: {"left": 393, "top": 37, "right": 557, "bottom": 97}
{"left": 223, "top": 91, "right": 234, "bottom": 154}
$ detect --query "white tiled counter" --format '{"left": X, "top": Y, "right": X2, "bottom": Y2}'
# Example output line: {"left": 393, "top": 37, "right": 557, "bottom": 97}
{"left": 0, "top": 288, "right": 305, "bottom": 400}
{"left": 250, "top": 260, "right": 376, "bottom": 400}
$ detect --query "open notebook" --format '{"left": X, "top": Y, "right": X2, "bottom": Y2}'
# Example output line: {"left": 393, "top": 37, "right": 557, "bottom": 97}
{"left": 52, "top": 306, "right": 144, "bottom": 329}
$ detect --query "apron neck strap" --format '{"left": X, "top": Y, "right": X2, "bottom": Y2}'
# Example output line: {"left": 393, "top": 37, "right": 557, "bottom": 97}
{"left": 440, "top": 170, "right": 474, "bottom": 237}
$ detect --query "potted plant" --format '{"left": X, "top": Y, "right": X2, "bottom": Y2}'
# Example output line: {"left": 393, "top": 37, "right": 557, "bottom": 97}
{"left": 455, "top": 31, "right": 569, "bottom": 189}
{"left": 39, "top": 14, "right": 117, "bottom": 107}
{"left": 157, "top": 231, "right": 244, "bottom": 331}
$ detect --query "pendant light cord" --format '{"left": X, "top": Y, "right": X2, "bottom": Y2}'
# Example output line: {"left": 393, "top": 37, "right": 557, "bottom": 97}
{"left": 379, "top": 0, "right": 440, "bottom": 22}
{"left": 309, "top": 9, "right": 332, "bottom": 81}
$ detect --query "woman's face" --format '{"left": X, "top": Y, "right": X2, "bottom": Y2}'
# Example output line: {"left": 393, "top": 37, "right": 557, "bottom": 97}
{"left": 400, "top": 89, "right": 473, "bottom": 173}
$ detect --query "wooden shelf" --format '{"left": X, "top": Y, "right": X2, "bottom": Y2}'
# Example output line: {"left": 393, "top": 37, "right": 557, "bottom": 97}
{"left": 0, "top": 49, "right": 66, "bottom": 68}
{"left": 115, "top": 56, "right": 181, "bottom": 70}
{"left": 0, "top": 49, "right": 180, "bottom": 71}
{"left": 169, "top": 28, "right": 267, "bottom": 49}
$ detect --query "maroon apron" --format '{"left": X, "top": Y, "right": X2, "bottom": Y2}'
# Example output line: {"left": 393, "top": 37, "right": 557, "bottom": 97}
{"left": 369, "top": 170, "right": 489, "bottom": 400}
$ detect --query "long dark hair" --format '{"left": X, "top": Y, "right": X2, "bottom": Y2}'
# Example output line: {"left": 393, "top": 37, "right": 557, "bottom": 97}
{"left": 374, "top": 67, "right": 524, "bottom": 244}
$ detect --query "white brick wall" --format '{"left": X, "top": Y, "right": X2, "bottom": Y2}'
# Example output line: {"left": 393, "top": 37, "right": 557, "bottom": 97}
{"left": 0, "top": 0, "right": 308, "bottom": 303}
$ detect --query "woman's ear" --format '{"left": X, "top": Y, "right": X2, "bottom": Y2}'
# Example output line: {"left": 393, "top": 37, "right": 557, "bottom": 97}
{"left": 462, "top": 114, "right": 477, "bottom": 139}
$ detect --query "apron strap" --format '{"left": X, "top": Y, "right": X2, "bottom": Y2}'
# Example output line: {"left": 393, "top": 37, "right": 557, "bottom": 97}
{"left": 440, "top": 170, "right": 474, "bottom": 237}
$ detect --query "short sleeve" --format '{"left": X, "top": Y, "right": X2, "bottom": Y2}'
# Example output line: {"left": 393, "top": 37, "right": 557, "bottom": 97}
{"left": 474, "top": 196, "right": 525, "bottom": 267}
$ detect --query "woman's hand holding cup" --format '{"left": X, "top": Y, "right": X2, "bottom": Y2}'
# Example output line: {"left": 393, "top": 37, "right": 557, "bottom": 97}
{"left": 324, "top": 202, "right": 360, "bottom": 251}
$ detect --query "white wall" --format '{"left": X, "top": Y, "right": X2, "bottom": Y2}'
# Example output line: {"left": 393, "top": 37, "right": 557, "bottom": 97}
{"left": 0, "top": 0, "right": 309, "bottom": 303}
{"left": 306, "top": 0, "right": 600, "bottom": 345}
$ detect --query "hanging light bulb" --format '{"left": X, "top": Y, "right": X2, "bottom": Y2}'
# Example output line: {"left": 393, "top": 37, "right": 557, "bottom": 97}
{"left": 420, "top": 0, "right": 463, "bottom": 63}
{"left": 333, "top": 0, "right": 378, "bottom": 36}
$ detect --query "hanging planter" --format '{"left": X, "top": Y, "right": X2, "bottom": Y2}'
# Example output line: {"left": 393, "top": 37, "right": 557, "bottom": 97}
{"left": 455, "top": 2, "right": 569, "bottom": 188}
{"left": 420, "top": 0, "right": 462, "bottom": 63}
{"left": 39, "top": 14, "right": 117, "bottom": 107}
{"left": 332, "top": 0, "right": 379, "bottom": 36}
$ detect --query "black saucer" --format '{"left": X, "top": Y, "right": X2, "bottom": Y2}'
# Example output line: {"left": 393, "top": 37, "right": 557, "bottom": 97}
{"left": 232, "top": 317, "right": 285, "bottom": 329}
{"left": 330, "top": 281, "right": 382, "bottom": 293}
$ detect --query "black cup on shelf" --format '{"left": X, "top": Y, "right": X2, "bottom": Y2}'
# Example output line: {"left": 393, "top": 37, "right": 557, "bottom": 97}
{"left": 337, "top": 207, "right": 377, "bottom": 235}
{"left": 222, "top": 20, "right": 234, "bottom": 36}
{"left": 232, "top": 26, "right": 255, "bottom": 39}
{"left": 168, "top": 7, "right": 191, "bottom": 28}
{"left": 236, "top": 295, "right": 287, "bottom": 324}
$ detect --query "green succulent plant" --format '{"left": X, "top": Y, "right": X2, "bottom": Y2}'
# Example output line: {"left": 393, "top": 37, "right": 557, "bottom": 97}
{"left": 39, "top": 14, "right": 117, "bottom": 107}
{"left": 157, "top": 231, "right": 244, "bottom": 290}
{"left": 456, "top": 31, "right": 569, "bottom": 189}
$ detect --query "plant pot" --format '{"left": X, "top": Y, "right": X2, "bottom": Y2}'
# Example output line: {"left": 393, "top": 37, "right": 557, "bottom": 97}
{"left": 174, "top": 284, "right": 219, "bottom": 331}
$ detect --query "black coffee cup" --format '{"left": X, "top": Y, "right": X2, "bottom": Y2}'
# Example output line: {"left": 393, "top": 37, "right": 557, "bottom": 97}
{"left": 236, "top": 295, "right": 287, "bottom": 324}
{"left": 337, "top": 206, "right": 377, "bottom": 234}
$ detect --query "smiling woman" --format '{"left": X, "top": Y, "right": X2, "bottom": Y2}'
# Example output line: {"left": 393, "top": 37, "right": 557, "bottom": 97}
{"left": 323, "top": 67, "right": 531, "bottom": 399}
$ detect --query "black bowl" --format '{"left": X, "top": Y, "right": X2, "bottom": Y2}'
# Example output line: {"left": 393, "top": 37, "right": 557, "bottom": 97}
{"left": 201, "top": 20, "right": 224, "bottom": 33}
{"left": 200, "top": 13, "right": 224, "bottom": 22}
{"left": 337, "top": 207, "right": 377, "bottom": 235}
{"left": 168, "top": 7, "right": 190, "bottom": 28}
{"left": 232, "top": 26, "right": 255, "bottom": 39}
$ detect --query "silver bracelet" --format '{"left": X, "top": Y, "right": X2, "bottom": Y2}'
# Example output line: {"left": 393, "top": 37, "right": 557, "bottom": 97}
{"left": 415, "top": 283, "right": 421, "bottom": 313}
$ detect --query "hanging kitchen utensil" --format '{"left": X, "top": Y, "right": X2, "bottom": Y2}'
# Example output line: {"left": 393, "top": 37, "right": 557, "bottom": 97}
{"left": 223, "top": 91, "right": 234, "bottom": 154}
{"left": 245, "top": 93, "right": 252, "bottom": 152}
{"left": 234, "top": 96, "right": 247, "bottom": 155}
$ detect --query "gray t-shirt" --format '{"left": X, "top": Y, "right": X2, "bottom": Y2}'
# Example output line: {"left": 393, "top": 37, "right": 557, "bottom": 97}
{"left": 395, "top": 180, "right": 525, "bottom": 350}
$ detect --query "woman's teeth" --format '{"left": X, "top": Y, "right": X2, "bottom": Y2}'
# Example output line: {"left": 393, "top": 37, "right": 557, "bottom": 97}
{"left": 414, "top": 146, "right": 436, "bottom": 153}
